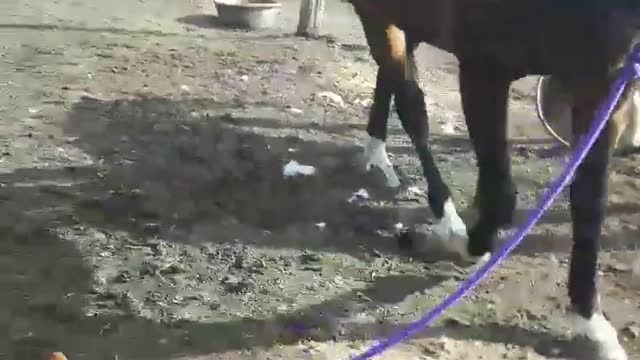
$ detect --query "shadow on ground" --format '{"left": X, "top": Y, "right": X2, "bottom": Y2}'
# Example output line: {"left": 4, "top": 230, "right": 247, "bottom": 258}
{"left": 63, "top": 95, "right": 424, "bottom": 257}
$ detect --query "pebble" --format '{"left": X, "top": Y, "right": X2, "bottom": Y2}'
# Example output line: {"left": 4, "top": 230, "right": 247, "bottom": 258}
{"left": 285, "top": 106, "right": 303, "bottom": 115}
{"left": 119, "top": 292, "right": 142, "bottom": 314}
{"left": 300, "top": 252, "right": 321, "bottom": 264}
{"left": 220, "top": 274, "right": 254, "bottom": 294}
{"left": 347, "top": 188, "right": 370, "bottom": 203}
{"left": 354, "top": 98, "right": 373, "bottom": 107}
{"left": 283, "top": 160, "right": 316, "bottom": 177}
{"left": 92, "top": 274, "right": 107, "bottom": 287}
{"left": 47, "top": 353, "right": 68, "bottom": 360}
{"left": 315, "top": 91, "right": 346, "bottom": 108}
{"left": 114, "top": 270, "right": 133, "bottom": 283}
{"left": 233, "top": 255, "right": 248, "bottom": 269}
{"left": 160, "top": 262, "right": 187, "bottom": 275}
{"left": 623, "top": 323, "right": 639, "bottom": 339}
{"left": 302, "top": 265, "right": 323, "bottom": 272}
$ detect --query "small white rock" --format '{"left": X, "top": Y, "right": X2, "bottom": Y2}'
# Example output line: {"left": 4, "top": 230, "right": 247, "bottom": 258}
{"left": 354, "top": 98, "right": 374, "bottom": 107}
{"left": 407, "top": 186, "right": 426, "bottom": 196}
{"left": 441, "top": 118, "right": 456, "bottom": 135}
{"left": 285, "top": 106, "right": 303, "bottom": 115}
{"left": 348, "top": 188, "right": 370, "bottom": 203}
{"left": 283, "top": 160, "right": 316, "bottom": 177}
{"left": 316, "top": 91, "right": 346, "bottom": 108}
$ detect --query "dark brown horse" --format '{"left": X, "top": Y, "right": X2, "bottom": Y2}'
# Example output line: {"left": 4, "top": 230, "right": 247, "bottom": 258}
{"left": 349, "top": 1, "right": 639, "bottom": 359}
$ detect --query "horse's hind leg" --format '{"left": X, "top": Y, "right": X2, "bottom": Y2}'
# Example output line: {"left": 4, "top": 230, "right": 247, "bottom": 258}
{"left": 566, "top": 78, "right": 627, "bottom": 360}
{"left": 458, "top": 60, "right": 517, "bottom": 258}
{"left": 392, "top": 40, "right": 465, "bottom": 249}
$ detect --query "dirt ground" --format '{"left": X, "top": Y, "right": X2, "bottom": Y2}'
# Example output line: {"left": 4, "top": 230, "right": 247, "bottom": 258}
{"left": 0, "top": 0, "right": 639, "bottom": 359}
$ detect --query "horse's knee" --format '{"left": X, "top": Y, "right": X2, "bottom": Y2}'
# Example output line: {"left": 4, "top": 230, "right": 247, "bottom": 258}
{"left": 368, "top": 24, "right": 409, "bottom": 81}
{"left": 367, "top": 71, "right": 394, "bottom": 140}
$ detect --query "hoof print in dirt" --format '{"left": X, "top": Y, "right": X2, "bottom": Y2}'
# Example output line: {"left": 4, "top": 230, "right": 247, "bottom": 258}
{"left": 396, "top": 227, "right": 415, "bottom": 251}
{"left": 300, "top": 252, "right": 323, "bottom": 272}
{"left": 114, "top": 270, "right": 134, "bottom": 283}
{"left": 221, "top": 274, "right": 255, "bottom": 294}
{"left": 442, "top": 317, "right": 472, "bottom": 328}
{"left": 515, "top": 145, "right": 534, "bottom": 159}
{"left": 351, "top": 213, "right": 383, "bottom": 235}
{"left": 141, "top": 222, "right": 162, "bottom": 235}
{"left": 300, "top": 251, "right": 322, "bottom": 264}
{"left": 232, "top": 254, "right": 266, "bottom": 274}
{"left": 396, "top": 224, "right": 467, "bottom": 263}
{"left": 622, "top": 323, "right": 640, "bottom": 339}
{"left": 394, "top": 186, "right": 428, "bottom": 204}
{"left": 119, "top": 292, "right": 143, "bottom": 315}
{"left": 302, "top": 265, "right": 323, "bottom": 272}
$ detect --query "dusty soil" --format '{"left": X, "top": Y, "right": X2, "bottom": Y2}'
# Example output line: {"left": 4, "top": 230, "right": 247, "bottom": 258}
{"left": 0, "top": 0, "right": 639, "bottom": 359}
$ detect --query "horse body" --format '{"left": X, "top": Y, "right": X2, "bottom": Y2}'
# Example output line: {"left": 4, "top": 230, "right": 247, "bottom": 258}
{"left": 349, "top": 1, "right": 640, "bottom": 359}
{"left": 360, "top": 0, "right": 637, "bottom": 72}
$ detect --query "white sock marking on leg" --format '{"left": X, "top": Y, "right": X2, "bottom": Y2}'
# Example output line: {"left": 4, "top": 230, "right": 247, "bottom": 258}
{"left": 364, "top": 136, "right": 401, "bottom": 187}
{"left": 432, "top": 198, "right": 491, "bottom": 263}
{"left": 432, "top": 198, "right": 466, "bottom": 243}
{"left": 571, "top": 312, "right": 628, "bottom": 360}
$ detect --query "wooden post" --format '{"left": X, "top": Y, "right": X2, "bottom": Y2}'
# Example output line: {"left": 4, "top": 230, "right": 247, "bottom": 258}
{"left": 296, "top": 0, "right": 326, "bottom": 37}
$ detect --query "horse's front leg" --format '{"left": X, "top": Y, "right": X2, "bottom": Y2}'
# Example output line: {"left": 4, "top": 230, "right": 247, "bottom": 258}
{"left": 568, "top": 80, "right": 627, "bottom": 360}
{"left": 364, "top": 69, "right": 401, "bottom": 188}
{"left": 360, "top": 23, "right": 406, "bottom": 188}
{"left": 458, "top": 60, "right": 517, "bottom": 260}
{"left": 393, "top": 46, "right": 466, "bottom": 250}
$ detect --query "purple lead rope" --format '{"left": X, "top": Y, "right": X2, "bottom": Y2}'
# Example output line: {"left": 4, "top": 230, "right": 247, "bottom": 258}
{"left": 350, "top": 45, "right": 640, "bottom": 360}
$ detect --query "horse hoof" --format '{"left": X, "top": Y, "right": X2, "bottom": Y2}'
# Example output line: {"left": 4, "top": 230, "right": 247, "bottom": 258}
{"left": 570, "top": 312, "right": 628, "bottom": 360}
